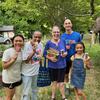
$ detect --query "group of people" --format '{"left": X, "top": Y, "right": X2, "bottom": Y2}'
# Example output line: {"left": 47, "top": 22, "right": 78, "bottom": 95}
{"left": 2, "top": 19, "right": 92, "bottom": 100}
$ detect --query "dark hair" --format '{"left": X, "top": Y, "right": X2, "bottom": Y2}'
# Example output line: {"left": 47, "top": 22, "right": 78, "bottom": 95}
{"left": 11, "top": 34, "right": 24, "bottom": 47}
{"left": 75, "top": 42, "right": 85, "bottom": 53}
{"left": 32, "top": 30, "right": 42, "bottom": 38}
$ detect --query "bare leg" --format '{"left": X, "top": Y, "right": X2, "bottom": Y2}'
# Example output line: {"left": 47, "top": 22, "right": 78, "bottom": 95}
{"left": 82, "top": 92, "right": 86, "bottom": 100}
{"left": 5, "top": 87, "right": 15, "bottom": 100}
{"left": 51, "top": 81, "right": 57, "bottom": 99}
{"left": 77, "top": 89, "right": 86, "bottom": 100}
{"left": 13, "top": 85, "right": 22, "bottom": 100}
{"left": 64, "top": 74, "right": 69, "bottom": 83}
{"left": 74, "top": 88, "right": 80, "bottom": 100}
{"left": 58, "top": 82, "right": 66, "bottom": 99}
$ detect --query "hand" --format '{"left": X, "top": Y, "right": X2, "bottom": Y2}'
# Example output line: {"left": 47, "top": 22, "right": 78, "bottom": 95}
{"left": 49, "top": 57, "right": 57, "bottom": 62}
{"left": 61, "top": 52, "right": 67, "bottom": 57}
{"left": 69, "top": 40, "right": 75, "bottom": 44}
{"left": 85, "top": 60, "right": 93, "bottom": 69}
{"left": 11, "top": 52, "right": 18, "bottom": 62}
{"left": 36, "top": 54, "right": 42, "bottom": 59}
{"left": 66, "top": 45, "right": 70, "bottom": 49}
{"left": 32, "top": 42, "right": 38, "bottom": 50}
{"left": 84, "top": 57, "right": 90, "bottom": 62}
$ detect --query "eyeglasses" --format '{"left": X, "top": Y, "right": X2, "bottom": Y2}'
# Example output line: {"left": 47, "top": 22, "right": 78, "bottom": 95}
{"left": 53, "top": 31, "right": 60, "bottom": 34}
{"left": 53, "top": 34, "right": 60, "bottom": 37}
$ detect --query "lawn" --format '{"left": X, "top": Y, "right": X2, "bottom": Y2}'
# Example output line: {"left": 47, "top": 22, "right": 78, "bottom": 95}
{"left": 0, "top": 34, "right": 100, "bottom": 100}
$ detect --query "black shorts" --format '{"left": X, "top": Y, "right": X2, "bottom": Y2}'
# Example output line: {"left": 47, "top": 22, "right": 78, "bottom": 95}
{"left": 2, "top": 80, "right": 22, "bottom": 89}
{"left": 49, "top": 68, "right": 66, "bottom": 82}
{"left": 66, "top": 60, "right": 72, "bottom": 74}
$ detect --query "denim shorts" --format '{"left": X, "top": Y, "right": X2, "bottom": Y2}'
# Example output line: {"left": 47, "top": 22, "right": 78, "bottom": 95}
{"left": 2, "top": 80, "right": 22, "bottom": 89}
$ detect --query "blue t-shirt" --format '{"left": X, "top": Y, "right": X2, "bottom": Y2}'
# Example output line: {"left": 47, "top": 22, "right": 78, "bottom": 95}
{"left": 61, "top": 31, "right": 81, "bottom": 61}
{"left": 43, "top": 40, "right": 66, "bottom": 69}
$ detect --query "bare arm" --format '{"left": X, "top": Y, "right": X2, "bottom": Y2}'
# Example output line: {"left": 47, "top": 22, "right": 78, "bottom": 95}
{"left": 2, "top": 53, "right": 18, "bottom": 69}
{"left": 24, "top": 50, "right": 36, "bottom": 63}
{"left": 2, "top": 59, "right": 16, "bottom": 69}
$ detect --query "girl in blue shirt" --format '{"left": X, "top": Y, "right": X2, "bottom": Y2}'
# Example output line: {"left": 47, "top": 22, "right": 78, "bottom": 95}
{"left": 44, "top": 25, "right": 67, "bottom": 100}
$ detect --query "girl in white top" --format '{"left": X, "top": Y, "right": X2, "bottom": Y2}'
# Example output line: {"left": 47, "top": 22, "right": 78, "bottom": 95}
{"left": 2, "top": 35, "right": 24, "bottom": 100}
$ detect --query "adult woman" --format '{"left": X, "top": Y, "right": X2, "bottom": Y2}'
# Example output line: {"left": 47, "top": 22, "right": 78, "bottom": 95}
{"left": 43, "top": 26, "right": 67, "bottom": 100}
{"left": 21, "top": 31, "right": 43, "bottom": 100}
{"left": 2, "top": 35, "right": 24, "bottom": 100}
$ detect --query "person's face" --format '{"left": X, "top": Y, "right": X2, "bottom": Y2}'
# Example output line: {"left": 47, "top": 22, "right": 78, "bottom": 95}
{"left": 64, "top": 19, "right": 72, "bottom": 31}
{"left": 75, "top": 44, "right": 84, "bottom": 54}
{"left": 52, "top": 26, "right": 60, "bottom": 40}
{"left": 32, "top": 32, "right": 42, "bottom": 43}
{"left": 13, "top": 36, "right": 24, "bottom": 52}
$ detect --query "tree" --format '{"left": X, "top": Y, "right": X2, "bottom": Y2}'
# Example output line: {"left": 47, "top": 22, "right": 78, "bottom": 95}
{"left": 0, "top": 0, "right": 99, "bottom": 36}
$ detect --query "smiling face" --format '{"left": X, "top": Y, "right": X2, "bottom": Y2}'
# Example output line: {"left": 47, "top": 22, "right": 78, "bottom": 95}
{"left": 64, "top": 19, "right": 72, "bottom": 32}
{"left": 12, "top": 36, "right": 24, "bottom": 52}
{"left": 75, "top": 43, "right": 84, "bottom": 54}
{"left": 52, "top": 26, "right": 60, "bottom": 41}
{"left": 32, "top": 31, "right": 42, "bottom": 43}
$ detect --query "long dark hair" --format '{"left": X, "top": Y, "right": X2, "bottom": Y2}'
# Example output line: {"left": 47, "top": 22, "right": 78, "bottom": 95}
{"left": 75, "top": 42, "right": 85, "bottom": 53}
{"left": 11, "top": 34, "right": 24, "bottom": 47}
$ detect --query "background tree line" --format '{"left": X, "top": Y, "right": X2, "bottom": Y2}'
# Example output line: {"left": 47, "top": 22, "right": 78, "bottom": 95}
{"left": 0, "top": 0, "right": 100, "bottom": 37}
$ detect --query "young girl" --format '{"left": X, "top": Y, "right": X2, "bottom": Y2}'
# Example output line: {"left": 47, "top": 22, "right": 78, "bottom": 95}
{"left": 70, "top": 42, "right": 92, "bottom": 100}
{"left": 2, "top": 35, "right": 24, "bottom": 100}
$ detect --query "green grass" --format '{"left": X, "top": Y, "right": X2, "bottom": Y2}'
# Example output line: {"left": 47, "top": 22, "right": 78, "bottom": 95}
{"left": 0, "top": 35, "right": 100, "bottom": 100}
{"left": 37, "top": 43, "right": 100, "bottom": 100}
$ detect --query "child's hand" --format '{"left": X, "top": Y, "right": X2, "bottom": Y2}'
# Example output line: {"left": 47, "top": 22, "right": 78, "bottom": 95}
{"left": 83, "top": 53, "right": 90, "bottom": 62}
{"left": 84, "top": 59, "right": 93, "bottom": 69}
{"left": 84, "top": 57, "right": 90, "bottom": 62}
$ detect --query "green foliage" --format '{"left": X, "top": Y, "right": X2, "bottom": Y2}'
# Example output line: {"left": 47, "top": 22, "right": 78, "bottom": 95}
{"left": 0, "top": 0, "right": 100, "bottom": 36}
{"left": 0, "top": 59, "right": 2, "bottom": 72}
{"left": 87, "top": 44, "right": 100, "bottom": 67}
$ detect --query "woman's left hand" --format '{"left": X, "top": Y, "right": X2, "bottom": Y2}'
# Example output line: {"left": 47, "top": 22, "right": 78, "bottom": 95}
{"left": 61, "top": 52, "right": 67, "bottom": 57}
